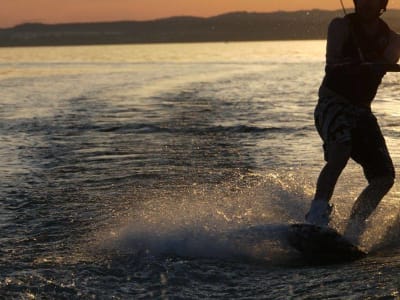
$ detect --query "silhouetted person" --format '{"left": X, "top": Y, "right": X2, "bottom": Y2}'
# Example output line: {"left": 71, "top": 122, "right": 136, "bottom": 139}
{"left": 305, "top": 0, "right": 400, "bottom": 243}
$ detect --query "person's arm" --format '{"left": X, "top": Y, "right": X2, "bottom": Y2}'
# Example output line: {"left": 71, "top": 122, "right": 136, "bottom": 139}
{"left": 325, "top": 18, "right": 371, "bottom": 74}
{"left": 324, "top": 18, "right": 400, "bottom": 73}
{"left": 326, "top": 17, "right": 354, "bottom": 65}
{"left": 361, "top": 30, "right": 400, "bottom": 72}
{"left": 383, "top": 30, "right": 400, "bottom": 64}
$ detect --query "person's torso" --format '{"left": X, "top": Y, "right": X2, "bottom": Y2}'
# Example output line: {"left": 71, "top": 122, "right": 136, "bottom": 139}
{"left": 322, "top": 13, "right": 390, "bottom": 107}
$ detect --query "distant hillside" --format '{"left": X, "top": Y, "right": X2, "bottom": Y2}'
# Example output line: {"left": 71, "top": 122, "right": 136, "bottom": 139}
{"left": 1, "top": 10, "right": 400, "bottom": 47}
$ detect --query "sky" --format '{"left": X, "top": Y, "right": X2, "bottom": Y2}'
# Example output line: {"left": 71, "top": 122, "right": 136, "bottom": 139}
{"left": 2, "top": 0, "right": 400, "bottom": 29}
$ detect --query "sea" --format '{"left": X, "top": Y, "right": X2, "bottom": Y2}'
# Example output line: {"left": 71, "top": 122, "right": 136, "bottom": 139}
{"left": 0, "top": 40, "right": 399, "bottom": 299}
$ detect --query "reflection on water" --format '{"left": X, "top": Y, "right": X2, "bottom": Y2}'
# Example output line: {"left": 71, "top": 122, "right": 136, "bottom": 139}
{"left": 0, "top": 40, "right": 325, "bottom": 64}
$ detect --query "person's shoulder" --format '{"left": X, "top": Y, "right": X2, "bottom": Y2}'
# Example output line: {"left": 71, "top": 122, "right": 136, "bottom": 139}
{"left": 329, "top": 16, "right": 348, "bottom": 25}
{"left": 329, "top": 17, "right": 349, "bottom": 27}
{"left": 327, "top": 17, "right": 350, "bottom": 38}
{"left": 328, "top": 17, "right": 349, "bottom": 31}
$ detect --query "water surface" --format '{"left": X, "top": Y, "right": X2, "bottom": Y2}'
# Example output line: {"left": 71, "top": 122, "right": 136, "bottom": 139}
{"left": 0, "top": 41, "right": 399, "bottom": 298}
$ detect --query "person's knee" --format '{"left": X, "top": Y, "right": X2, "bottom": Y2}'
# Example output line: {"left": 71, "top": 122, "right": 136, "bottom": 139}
{"left": 370, "top": 176, "right": 395, "bottom": 192}
{"left": 326, "top": 142, "right": 351, "bottom": 169}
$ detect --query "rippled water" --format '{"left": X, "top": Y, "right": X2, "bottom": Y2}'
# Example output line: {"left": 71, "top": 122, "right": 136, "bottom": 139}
{"left": 0, "top": 41, "right": 399, "bottom": 298}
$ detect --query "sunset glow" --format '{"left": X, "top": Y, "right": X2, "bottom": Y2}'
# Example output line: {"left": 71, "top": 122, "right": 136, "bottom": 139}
{"left": 2, "top": 0, "right": 400, "bottom": 29}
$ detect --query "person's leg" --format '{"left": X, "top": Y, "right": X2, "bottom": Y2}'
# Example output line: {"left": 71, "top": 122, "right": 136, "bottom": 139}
{"left": 314, "top": 142, "right": 352, "bottom": 202}
{"left": 348, "top": 176, "right": 394, "bottom": 221}
{"left": 306, "top": 142, "right": 352, "bottom": 226}
{"left": 344, "top": 176, "right": 394, "bottom": 242}
{"left": 344, "top": 114, "right": 395, "bottom": 242}
{"left": 310, "top": 88, "right": 355, "bottom": 226}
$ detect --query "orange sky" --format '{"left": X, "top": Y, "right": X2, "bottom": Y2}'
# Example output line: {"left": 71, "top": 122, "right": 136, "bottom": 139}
{"left": 2, "top": 0, "right": 400, "bottom": 29}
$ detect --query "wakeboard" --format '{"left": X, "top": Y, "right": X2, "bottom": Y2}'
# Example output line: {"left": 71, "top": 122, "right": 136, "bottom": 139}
{"left": 288, "top": 223, "right": 367, "bottom": 264}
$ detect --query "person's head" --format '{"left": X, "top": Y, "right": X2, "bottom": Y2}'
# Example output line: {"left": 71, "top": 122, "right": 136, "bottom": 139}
{"left": 353, "top": 0, "right": 388, "bottom": 21}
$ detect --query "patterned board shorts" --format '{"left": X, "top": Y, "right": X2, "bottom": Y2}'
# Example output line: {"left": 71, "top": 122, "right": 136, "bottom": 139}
{"left": 314, "top": 86, "right": 395, "bottom": 181}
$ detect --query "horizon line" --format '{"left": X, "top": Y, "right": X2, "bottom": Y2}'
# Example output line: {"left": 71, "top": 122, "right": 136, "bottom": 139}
{"left": 1, "top": 8, "right": 357, "bottom": 30}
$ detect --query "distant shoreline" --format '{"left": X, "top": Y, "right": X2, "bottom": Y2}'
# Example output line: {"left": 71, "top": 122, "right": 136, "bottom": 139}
{"left": 1, "top": 9, "right": 399, "bottom": 48}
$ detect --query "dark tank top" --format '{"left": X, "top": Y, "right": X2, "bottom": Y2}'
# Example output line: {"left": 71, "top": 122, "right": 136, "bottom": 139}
{"left": 321, "top": 13, "right": 390, "bottom": 107}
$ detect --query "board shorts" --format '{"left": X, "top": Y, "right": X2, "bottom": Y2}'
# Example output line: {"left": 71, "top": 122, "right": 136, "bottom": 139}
{"left": 314, "top": 86, "right": 395, "bottom": 182}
